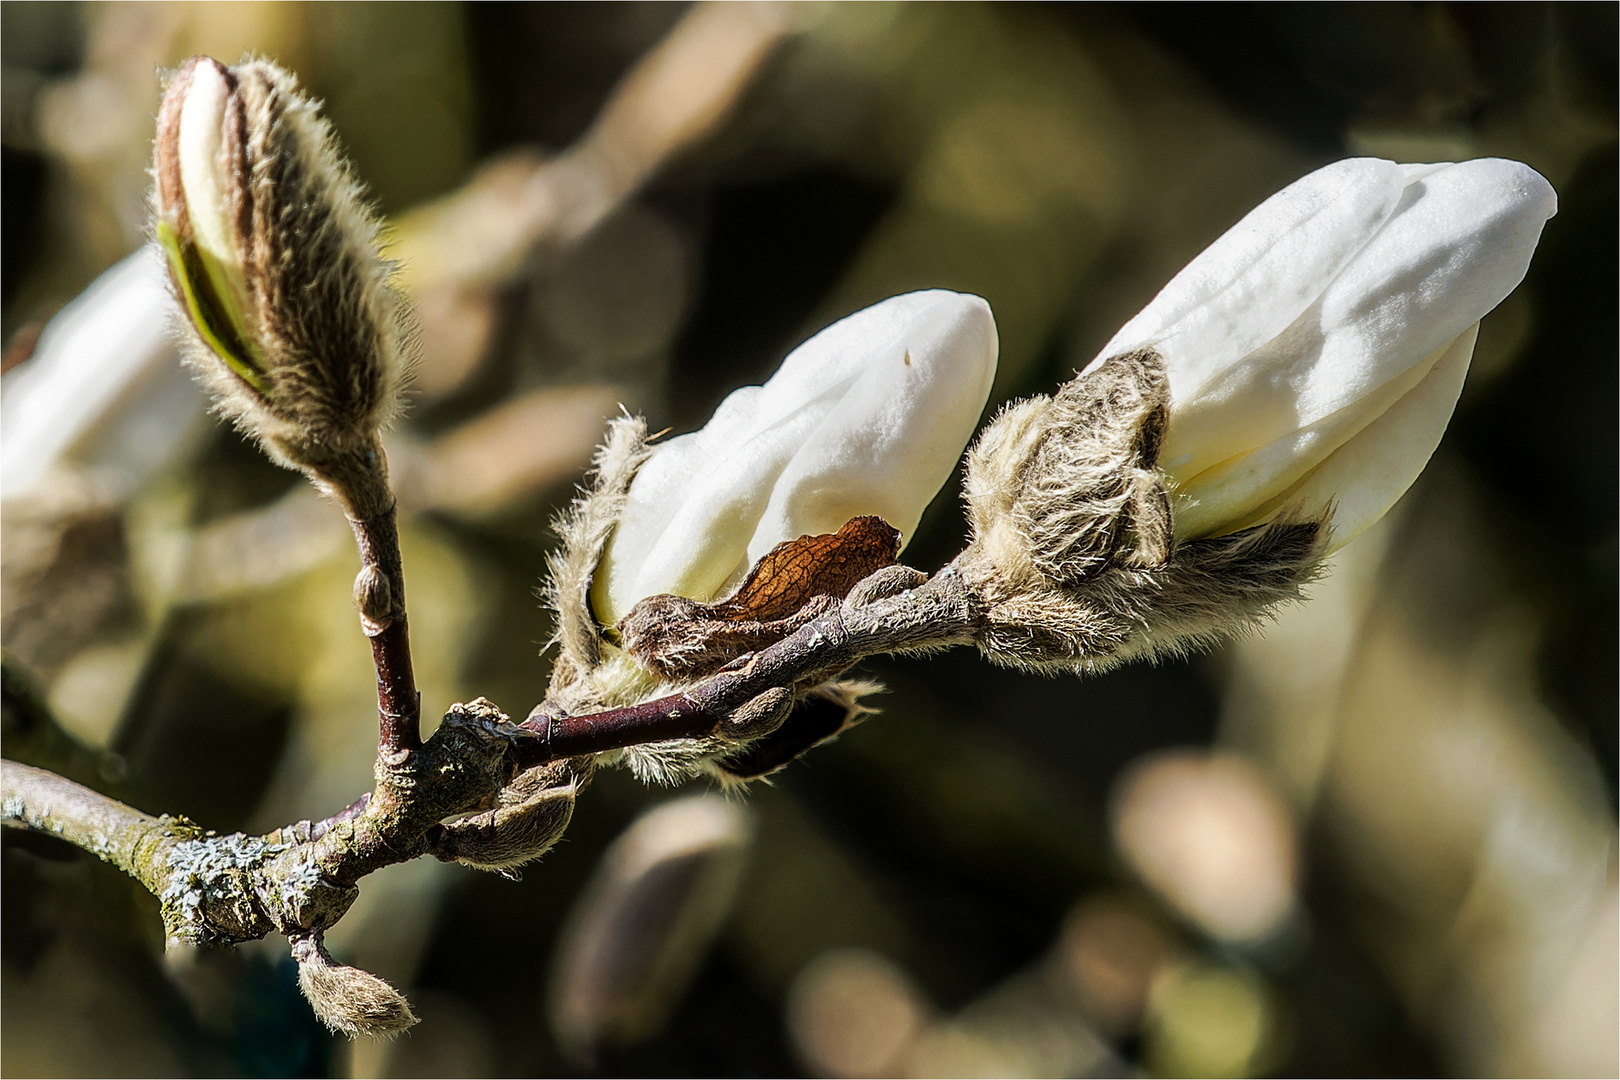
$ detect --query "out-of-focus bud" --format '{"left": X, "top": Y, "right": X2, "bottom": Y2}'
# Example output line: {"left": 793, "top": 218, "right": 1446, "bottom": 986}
{"left": 959, "top": 158, "right": 1555, "bottom": 673}
{"left": 786, "top": 949, "right": 931, "bottom": 1079}
{"left": 549, "top": 794, "right": 752, "bottom": 1064}
{"left": 154, "top": 56, "right": 408, "bottom": 515}
{"left": 591, "top": 290, "right": 998, "bottom": 626}
{"left": 1111, "top": 751, "right": 1297, "bottom": 944}
{"left": 1142, "top": 959, "right": 1275, "bottom": 1079}
{"left": 1094, "top": 157, "right": 1557, "bottom": 550}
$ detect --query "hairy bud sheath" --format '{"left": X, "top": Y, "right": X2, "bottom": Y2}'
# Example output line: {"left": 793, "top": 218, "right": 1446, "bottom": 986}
{"left": 292, "top": 933, "right": 417, "bottom": 1038}
{"left": 154, "top": 56, "right": 408, "bottom": 516}
{"left": 960, "top": 349, "right": 1327, "bottom": 674}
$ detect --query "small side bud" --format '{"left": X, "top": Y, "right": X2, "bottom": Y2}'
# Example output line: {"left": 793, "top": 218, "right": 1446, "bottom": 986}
{"left": 843, "top": 565, "right": 929, "bottom": 610}
{"left": 291, "top": 933, "right": 418, "bottom": 1038}
{"left": 429, "top": 767, "right": 577, "bottom": 876}
{"left": 352, "top": 564, "right": 394, "bottom": 635}
{"left": 720, "top": 687, "right": 794, "bottom": 742}
{"left": 713, "top": 679, "right": 879, "bottom": 784}
{"left": 154, "top": 56, "right": 408, "bottom": 517}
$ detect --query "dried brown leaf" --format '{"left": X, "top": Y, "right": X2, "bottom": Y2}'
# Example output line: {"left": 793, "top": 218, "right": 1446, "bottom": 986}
{"left": 619, "top": 516, "right": 901, "bottom": 679}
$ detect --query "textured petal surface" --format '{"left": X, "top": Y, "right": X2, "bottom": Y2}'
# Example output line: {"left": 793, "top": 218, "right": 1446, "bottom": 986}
{"left": 596, "top": 291, "right": 998, "bottom": 623}
{"left": 1094, "top": 158, "right": 1406, "bottom": 394}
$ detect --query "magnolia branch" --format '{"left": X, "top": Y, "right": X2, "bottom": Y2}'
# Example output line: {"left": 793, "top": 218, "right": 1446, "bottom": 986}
{"left": 519, "top": 564, "right": 980, "bottom": 762}
{"left": 1, "top": 761, "right": 178, "bottom": 899}
{"left": 0, "top": 562, "right": 980, "bottom": 1012}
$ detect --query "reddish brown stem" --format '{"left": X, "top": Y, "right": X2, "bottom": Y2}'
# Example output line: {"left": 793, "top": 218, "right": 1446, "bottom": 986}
{"left": 515, "top": 563, "right": 981, "bottom": 769}
{"left": 520, "top": 692, "right": 722, "bottom": 761}
{"left": 348, "top": 504, "right": 420, "bottom": 755}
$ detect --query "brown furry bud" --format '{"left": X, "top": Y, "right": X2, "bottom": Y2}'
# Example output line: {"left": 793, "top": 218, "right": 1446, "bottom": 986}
{"left": 959, "top": 348, "right": 1326, "bottom": 674}
{"left": 154, "top": 56, "right": 408, "bottom": 516}
{"left": 291, "top": 933, "right": 417, "bottom": 1038}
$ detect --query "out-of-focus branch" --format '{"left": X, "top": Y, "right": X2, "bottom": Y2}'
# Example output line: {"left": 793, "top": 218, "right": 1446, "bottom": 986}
{"left": 395, "top": 0, "right": 797, "bottom": 294}
{"left": 395, "top": 0, "right": 798, "bottom": 401}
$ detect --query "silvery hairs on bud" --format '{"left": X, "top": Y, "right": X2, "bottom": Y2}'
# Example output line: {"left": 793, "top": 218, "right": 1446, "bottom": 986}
{"left": 958, "top": 348, "right": 1328, "bottom": 674}
{"left": 543, "top": 414, "right": 655, "bottom": 716}
{"left": 430, "top": 764, "right": 578, "bottom": 877}
{"left": 540, "top": 415, "right": 727, "bottom": 784}
{"left": 154, "top": 57, "right": 409, "bottom": 517}
{"left": 291, "top": 933, "right": 417, "bottom": 1038}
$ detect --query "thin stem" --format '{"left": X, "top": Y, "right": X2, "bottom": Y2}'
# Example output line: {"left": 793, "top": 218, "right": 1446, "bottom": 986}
{"left": 348, "top": 501, "right": 420, "bottom": 756}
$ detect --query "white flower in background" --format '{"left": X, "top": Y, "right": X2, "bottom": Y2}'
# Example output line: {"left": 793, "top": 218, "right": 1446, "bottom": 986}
{"left": 592, "top": 290, "right": 999, "bottom": 625}
{"left": 1093, "top": 156, "right": 1557, "bottom": 549}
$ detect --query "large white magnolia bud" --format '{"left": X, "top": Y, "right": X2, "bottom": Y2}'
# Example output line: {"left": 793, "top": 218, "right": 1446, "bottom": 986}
{"left": 591, "top": 290, "right": 999, "bottom": 626}
{"left": 960, "top": 157, "right": 1556, "bottom": 674}
{"left": 1096, "top": 157, "right": 1557, "bottom": 549}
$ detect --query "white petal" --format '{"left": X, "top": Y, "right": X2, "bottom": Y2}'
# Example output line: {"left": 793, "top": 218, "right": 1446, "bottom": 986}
{"left": 178, "top": 60, "right": 238, "bottom": 268}
{"left": 1094, "top": 158, "right": 1407, "bottom": 397}
{"left": 1304, "top": 159, "right": 1555, "bottom": 411}
{"left": 1168, "top": 330, "right": 1450, "bottom": 540}
{"left": 1284, "top": 321, "right": 1478, "bottom": 550}
{"left": 1160, "top": 158, "right": 1555, "bottom": 531}
{"left": 596, "top": 290, "right": 998, "bottom": 624}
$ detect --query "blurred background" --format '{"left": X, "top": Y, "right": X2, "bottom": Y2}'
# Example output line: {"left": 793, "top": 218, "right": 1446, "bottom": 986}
{"left": 1, "top": 3, "right": 1614, "bottom": 1077}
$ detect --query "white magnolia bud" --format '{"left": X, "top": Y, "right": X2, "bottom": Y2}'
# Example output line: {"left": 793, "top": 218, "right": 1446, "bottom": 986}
{"left": 153, "top": 56, "right": 408, "bottom": 514}
{"left": 1092, "top": 157, "right": 1557, "bottom": 549}
{"left": 592, "top": 290, "right": 998, "bottom": 625}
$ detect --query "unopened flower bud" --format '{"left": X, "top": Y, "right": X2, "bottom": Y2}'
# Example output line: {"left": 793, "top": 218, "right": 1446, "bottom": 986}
{"left": 154, "top": 56, "right": 408, "bottom": 515}
{"left": 542, "top": 292, "right": 996, "bottom": 784}
{"left": 591, "top": 290, "right": 998, "bottom": 627}
{"left": 960, "top": 157, "right": 1555, "bottom": 673}
{"left": 1094, "top": 157, "right": 1556, "bottom": 550}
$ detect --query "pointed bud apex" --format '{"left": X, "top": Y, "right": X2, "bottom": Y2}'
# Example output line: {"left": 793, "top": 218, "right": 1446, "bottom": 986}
{"left": 153, "top": 56, "right": 408, "bottom": 516}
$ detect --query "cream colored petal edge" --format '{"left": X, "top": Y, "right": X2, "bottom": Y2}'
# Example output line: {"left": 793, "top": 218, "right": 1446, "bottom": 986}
{"left": 177, "top": 61, "right": 237, "bottom": 267}
{"left": 1167, "top": 332, "right": 1450, "bottom": 541}
{"left": 1289, "top": 321, "right": 1478, "bottom": 552}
